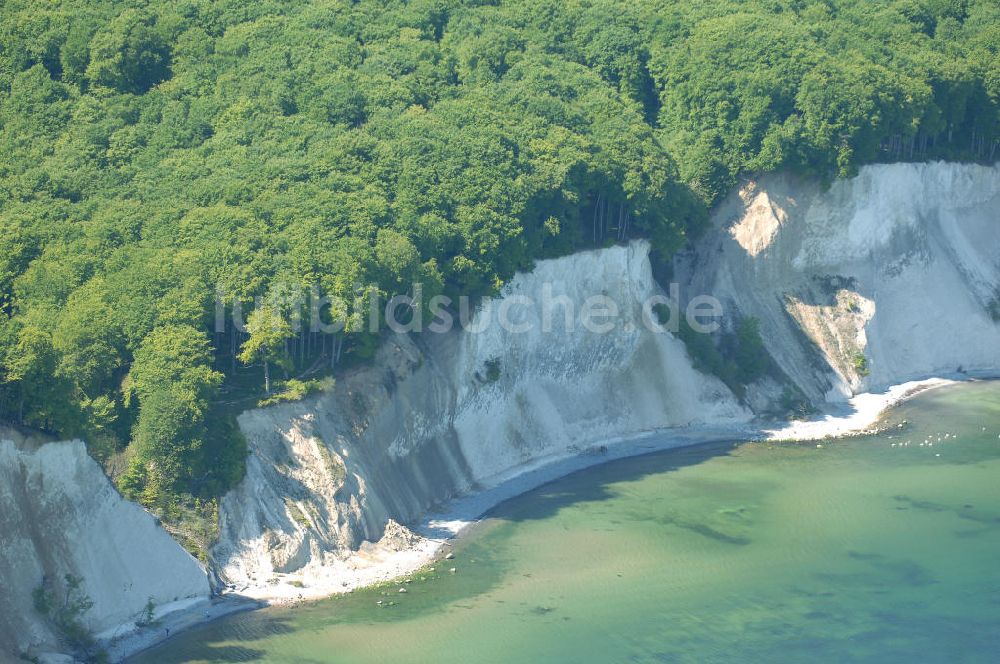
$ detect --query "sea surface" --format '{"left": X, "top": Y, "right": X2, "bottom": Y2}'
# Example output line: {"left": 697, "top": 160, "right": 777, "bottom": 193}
{"left": 133, "top": 381, "right": 1000, "bottom": 663}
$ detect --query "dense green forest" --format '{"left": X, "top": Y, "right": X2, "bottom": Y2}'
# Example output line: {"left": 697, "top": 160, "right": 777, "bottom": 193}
{"left": 1, "top": 0, "right": 997, "bottom": 525}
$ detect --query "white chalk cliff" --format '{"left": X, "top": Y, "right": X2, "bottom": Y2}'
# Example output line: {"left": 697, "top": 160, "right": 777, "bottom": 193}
{"left": 212, "top": 162, "right": 1000, "bottom": 599}
{"left": 677, "top": 162, "right": 1000, "bottom": 406}
{"left": 0, "top": 430, "right": 210, "bottom": 660}
{"left": 211, "top": 240, "right": 750, "bottom": 597}
{"left": 2, "top": 162, "right": 998, "bottom": 658}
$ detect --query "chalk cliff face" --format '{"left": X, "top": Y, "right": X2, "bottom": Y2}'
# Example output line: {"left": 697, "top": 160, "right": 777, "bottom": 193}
{"left": 0, "top": 431, "right": 210, "bottom": 659}
{"left": 212, "top": 162, "right": 1000, "bottom": 599}
{"left": 677, "top": 162, "right": 1000, "bottom": 406}
{"left": 212, "top": 241, "right": 750, "bottom": 595}
{"left": 3, "top": 163, "right": 998, "bottom": 656}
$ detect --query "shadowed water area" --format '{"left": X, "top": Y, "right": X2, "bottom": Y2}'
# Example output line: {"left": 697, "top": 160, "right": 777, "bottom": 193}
{"left": 133, "top": 381, "right": 1000, "bottom": 663}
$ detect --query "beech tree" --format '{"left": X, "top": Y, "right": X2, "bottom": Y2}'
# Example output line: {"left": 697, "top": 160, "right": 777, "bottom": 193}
{"left": 239, "top": 305, "right": 294, "bottom": 394}
{"left": 0, "top": 0, "right": 996, "bottom": 513}
{"left": 85, "top": 9, "right": 170, "bottom": 93}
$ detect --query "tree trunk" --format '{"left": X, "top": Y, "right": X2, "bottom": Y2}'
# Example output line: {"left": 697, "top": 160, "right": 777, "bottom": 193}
{"left": 593, "top": 193, "right": 602, "bottom": 244}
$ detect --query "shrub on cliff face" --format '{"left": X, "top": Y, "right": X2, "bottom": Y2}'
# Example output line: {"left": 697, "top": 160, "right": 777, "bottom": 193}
{"left": 852, "top": 351, "right": 871, "bottom": 377}
{"left": 732, "top": 318, "right": 768, "bottom": 385}
{"left": 136, "top": 598, "right": 156, "bottom": 628}
{"left": 675, "top": 316, "right": 728, "bottom": 378}
{"left": 780, "top": 385, "right": 815, "bottom": 420}
{"left": 32, "top": 574, "right": 107, "bottom": 663}
{"left": 677, "top": 316, "right": 772, "bottom": 397}
{"left": 257, "top": 377, "right": 335, "bottom": 408}
{"left": 0, "top": 0, "right": 996, "bottom": 511}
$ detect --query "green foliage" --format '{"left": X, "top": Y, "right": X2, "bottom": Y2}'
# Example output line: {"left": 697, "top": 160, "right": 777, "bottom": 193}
{"left": 136, "top": 598, "right": 156, "bottom": 628}
{"left": 126, "top": 325, "right": 221, "bottom": 406}
{"left": 779, "top": 386, "right": 815, "bottom": 420}
{"left": 852, "top": 351, "right": 871, "bottom": 377}
{"left": 677, "top": 317, "right": 771, "bottom": 397}
{"left": 285, "top": 498, "right": 311, "bottom": 529}
{"left": 649, "top": 0, "right": 1000, "bottom": 203}
{"left": 85, "top": 9, "right": 171, "bottom": 93}
{"left": 676, "top": 317, "right": 729, "bottom": 379}
{"left": 157, "top": 496, "right": 223, "bottom": 564}
{"left": 315, "top": 438, "right": 347, "bottom": 490}
{"left": 257, "top": 377, "right": 334, "bottom": 408}
{"left": 239, "top": 304, "right": 294, "bottom": 394}
{"left": 120, "top": 386, "right": 207, "bottom": 505}
{"left": 0, "top": 0, "right": 996, "bottom": 513}
{"left": 733, "top": 318, "right": 768, "bottom": 385}
{"left": 117, "top": 324, "right": 234, "bottom": 516}
{"left": 32, "top": 574, "right": 107, "bottom": 663}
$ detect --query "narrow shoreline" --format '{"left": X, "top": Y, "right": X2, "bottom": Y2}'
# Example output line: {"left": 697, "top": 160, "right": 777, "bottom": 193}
{"left": 105, "top": 595, "right": 262, "bottom": 663}
{"left": 114, "top": 374, "right": 985, "bottom": 662}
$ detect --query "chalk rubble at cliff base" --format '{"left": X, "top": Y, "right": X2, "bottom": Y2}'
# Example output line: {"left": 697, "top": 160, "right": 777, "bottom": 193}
{"left": 212, "top": 162, "right": 1000, "bottom": 603}
{"left": 2, "top": 162, "right": 998, "bottom": 660}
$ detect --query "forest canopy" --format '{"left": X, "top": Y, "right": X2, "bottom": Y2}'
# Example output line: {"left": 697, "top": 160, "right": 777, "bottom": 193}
{"left": 1, "top": 0, "right": 997, "bottom": 514}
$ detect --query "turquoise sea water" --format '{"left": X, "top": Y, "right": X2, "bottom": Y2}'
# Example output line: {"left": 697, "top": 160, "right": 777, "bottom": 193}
{"left": 134, "top": 381, "right": 1000, "bottom": 663}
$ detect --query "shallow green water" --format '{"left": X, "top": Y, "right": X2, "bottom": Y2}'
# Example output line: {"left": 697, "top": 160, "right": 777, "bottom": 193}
{"left": 135, "top": 381, "right": 1000, "bottom": 664}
